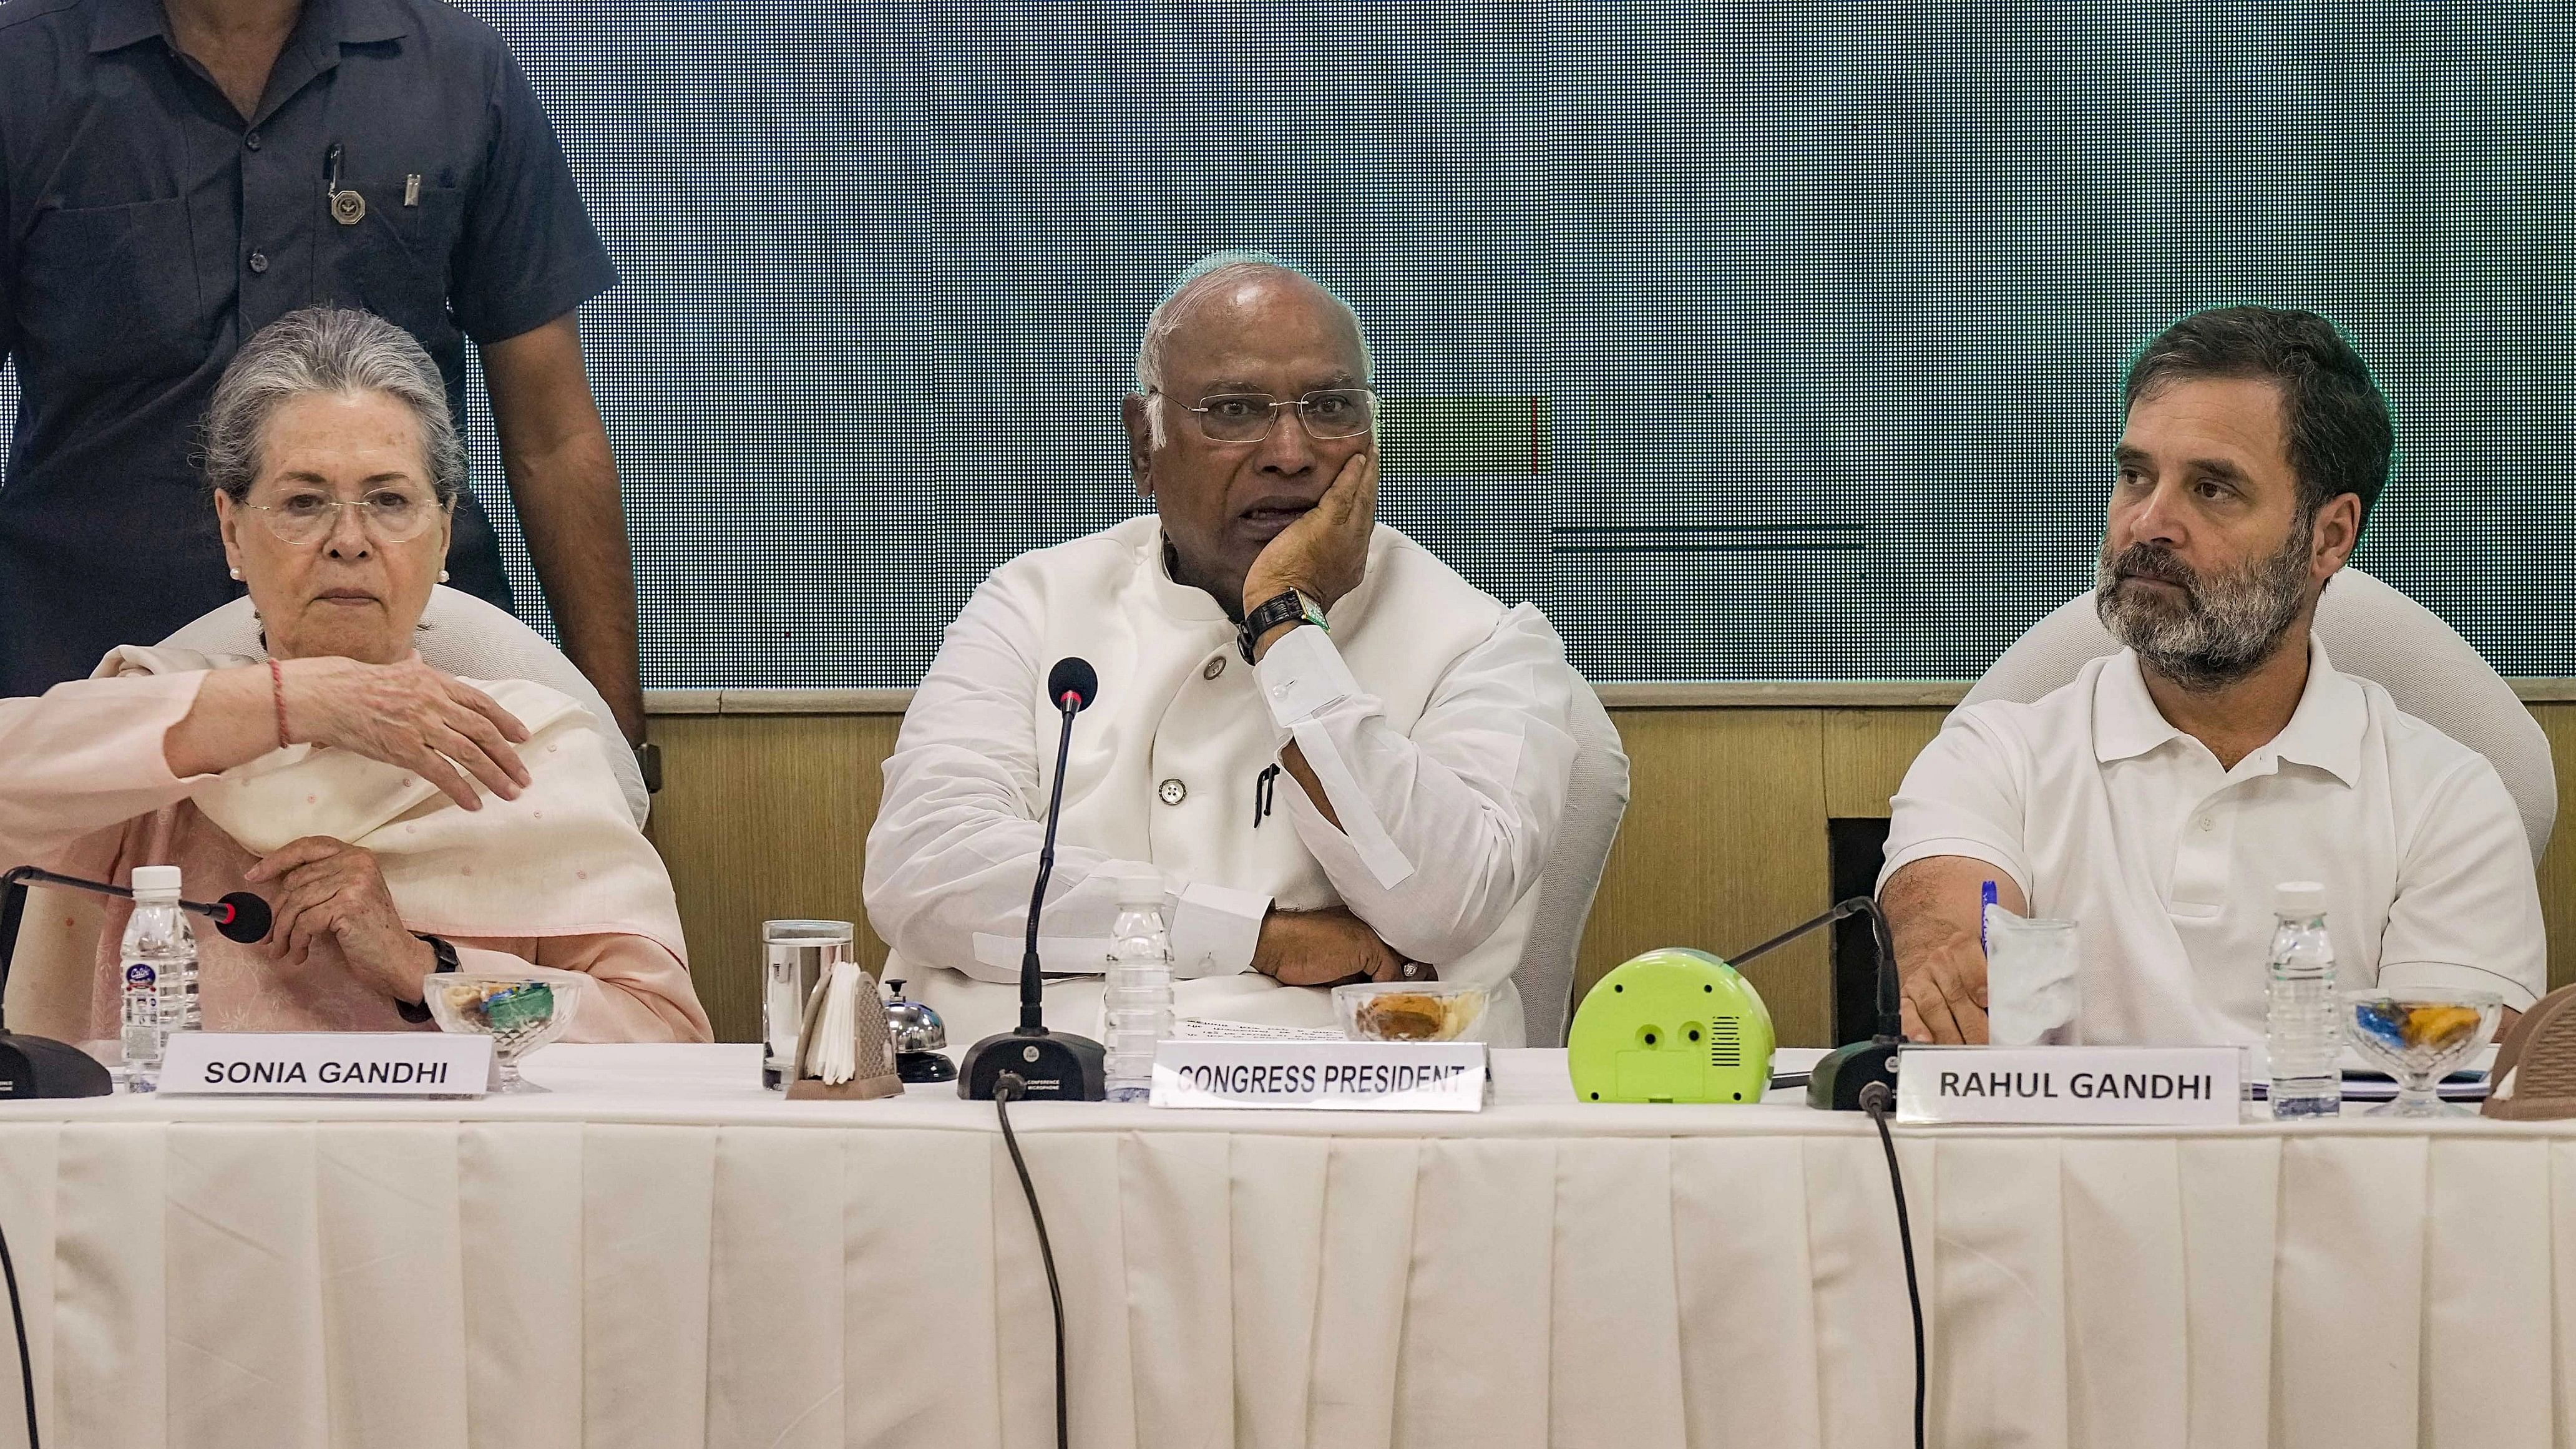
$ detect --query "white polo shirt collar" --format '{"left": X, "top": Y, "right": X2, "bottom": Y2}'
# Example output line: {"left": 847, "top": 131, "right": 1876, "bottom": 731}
{"left": 2092, "top": 637, "right": 2365, "bottom": 788}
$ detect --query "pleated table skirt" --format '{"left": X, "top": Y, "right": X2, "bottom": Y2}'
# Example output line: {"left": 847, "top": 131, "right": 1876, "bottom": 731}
{"left": 0, "top": 1045, "right": 2566, "bottom": 1449}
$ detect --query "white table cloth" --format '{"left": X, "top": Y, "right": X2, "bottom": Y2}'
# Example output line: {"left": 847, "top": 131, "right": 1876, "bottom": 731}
{"left": 0, "top": 1043, "right": 2569, "bottom": 1449}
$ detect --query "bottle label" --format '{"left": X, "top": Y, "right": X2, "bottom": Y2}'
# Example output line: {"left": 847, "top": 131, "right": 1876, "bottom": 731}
{"left": 125, "top": 962, "right": 156, "bottom": 989}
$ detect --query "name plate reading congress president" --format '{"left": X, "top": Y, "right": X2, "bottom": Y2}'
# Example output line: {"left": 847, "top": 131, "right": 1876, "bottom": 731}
{"left": 159, "top": 1033, "right": 494, "bottom": 1098}
{"left": 1896, "top": 1045, "right": 2243, "bottom": 1126}
{"left": 1151, "top": 1040, "right": 1490, "bottom": 1112}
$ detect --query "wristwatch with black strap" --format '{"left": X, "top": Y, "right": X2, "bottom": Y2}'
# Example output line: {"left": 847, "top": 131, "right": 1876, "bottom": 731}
{"left": 395, "top": 932, "right": 461, "bottom": 1024}
{"left": 1237, "top": 589, "right": 1329, "bottom": 664}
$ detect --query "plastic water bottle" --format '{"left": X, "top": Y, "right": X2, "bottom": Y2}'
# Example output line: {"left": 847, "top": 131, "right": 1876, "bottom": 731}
{"left": 2265, "top": 880, "right": 2340, "bottom": 1118}
{"left": 1102, "top": 866, "right": 1174, "bottom": 1103}
{"left": 120, "top": 866, "right": 199, "bottom": 1090}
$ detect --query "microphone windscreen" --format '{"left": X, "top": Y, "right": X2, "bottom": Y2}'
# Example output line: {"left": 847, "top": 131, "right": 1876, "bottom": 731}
{"left": 214, "top": 891, "right": 272, "bottom": 944}
{"left": 1046, "top": 656, "right": 1099, "bottom": 712}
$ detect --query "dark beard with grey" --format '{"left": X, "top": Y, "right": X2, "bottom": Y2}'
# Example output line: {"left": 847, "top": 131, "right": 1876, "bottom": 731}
{"left": 2094, "top": 523, "right": 2313, "bottom": 693}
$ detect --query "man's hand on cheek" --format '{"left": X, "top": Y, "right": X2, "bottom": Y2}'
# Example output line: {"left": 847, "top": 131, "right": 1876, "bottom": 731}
{"left": 1242, "top": 449, "right": 1377, "bottom": 615}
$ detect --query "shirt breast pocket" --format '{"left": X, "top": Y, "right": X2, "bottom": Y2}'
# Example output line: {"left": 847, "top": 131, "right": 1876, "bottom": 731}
{"left": 332, "top": 181, "right": 464, "bottom": 345}
{"left": 17, "top": 197, "right": 205, "bottom": 376}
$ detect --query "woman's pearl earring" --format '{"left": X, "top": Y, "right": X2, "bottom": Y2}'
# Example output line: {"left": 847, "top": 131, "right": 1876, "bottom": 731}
{"left": 437, "top": 570, "right": 451, "bottom": 583}
{"left": 228, "top": 568, "right": 243, "bottom": 581}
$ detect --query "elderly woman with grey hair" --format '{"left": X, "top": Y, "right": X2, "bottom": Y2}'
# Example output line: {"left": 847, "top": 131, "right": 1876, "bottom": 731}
{"left": 0, "top": 307, "right": 709, "bottom": 1043}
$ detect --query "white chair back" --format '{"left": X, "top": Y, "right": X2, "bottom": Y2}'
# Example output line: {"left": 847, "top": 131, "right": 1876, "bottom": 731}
{"left": 157, "top": 585, "right": 649, "bottom": 826}
{"left": 1517, "top": 675, "right": 1631, "bottom": 1047}
{"left": 1964, "top": 567, "right": 2554, "bottom": 862}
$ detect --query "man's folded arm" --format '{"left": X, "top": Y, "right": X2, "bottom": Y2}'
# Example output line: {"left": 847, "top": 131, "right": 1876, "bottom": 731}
{"left": 1257, "top": 605, "right": 1579, "bottom": 964}
{"left": 861, "top": 583, "right": 1270, "bottom": 980}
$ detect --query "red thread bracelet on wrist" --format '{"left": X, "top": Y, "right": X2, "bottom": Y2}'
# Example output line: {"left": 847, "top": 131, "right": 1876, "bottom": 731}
{"left": 268, "top": 657, "right": 291, "bottom": 749}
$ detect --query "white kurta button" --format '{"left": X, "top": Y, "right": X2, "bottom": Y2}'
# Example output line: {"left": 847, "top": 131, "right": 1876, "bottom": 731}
{"left": 1203, "top": 657, "right": 1226, "bottom": 680}
{"left": 2198, "top": 816, "right": 2215, "bottom": 832}
{"left": 1158, "top": 778, "right": 1188, "bottom": 806}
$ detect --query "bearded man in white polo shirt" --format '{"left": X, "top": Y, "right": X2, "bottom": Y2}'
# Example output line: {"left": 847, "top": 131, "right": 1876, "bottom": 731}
{"left": 1883, "top": 306, "right": 2544, "bottom": 1046}
{"left": 864, "top": 252, "right": 1579, "bottom": 1046}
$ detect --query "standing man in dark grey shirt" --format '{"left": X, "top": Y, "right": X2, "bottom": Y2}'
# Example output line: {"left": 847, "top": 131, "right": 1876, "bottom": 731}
{"left": 0, "top": 0, "right": 646, "bottom": 744}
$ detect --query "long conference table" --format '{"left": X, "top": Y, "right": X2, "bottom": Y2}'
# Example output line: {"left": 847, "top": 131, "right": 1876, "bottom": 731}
{"left": 0, "top": 1043, "right": 2568, "bottom": 1449}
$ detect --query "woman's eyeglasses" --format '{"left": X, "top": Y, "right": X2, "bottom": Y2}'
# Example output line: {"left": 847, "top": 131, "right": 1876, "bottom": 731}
{"left": 240, "top": 489, "right": 442, "bottom": 545}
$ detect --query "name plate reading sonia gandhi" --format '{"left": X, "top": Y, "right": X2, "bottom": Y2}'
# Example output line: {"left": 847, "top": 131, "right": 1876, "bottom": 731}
{"left": 1896, "top": 1045, "right": 2243, "bottom": 1126}
{"left": 1150, "top": 1040, "right": 1488, "bottom": 1112}
{"left": 159, "top": 1032, "right": 492, "bottom": 1098}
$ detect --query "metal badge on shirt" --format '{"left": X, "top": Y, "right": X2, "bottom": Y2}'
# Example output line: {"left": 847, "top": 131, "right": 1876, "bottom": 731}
{"left": 326, "top": 141, "right": 366, "bottom": 224}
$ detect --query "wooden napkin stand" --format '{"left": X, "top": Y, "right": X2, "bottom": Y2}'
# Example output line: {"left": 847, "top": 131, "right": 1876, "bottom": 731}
{"left": 784, "top": 965, "right": 904, "bottom": 1101}
{"left": 2485, "top": 983, "right": 2576, "bottom": 1120}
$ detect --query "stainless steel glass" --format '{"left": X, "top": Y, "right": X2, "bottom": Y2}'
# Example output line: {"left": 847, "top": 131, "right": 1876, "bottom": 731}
{"left": 761, "top": 919, "right": 855, "bottom": 1089}
{"left": 1161, "top": 388, "right": 1377, "bottom": 443}
{"left": 240, "top": 489, "right": 442, "bottom": 545}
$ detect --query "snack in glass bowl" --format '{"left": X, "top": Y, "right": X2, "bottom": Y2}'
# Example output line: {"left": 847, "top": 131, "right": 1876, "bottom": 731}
{"left": 424, "top": 971, "right": 587, "bottom": 1093}
{"left": 2346, "top": 987, "right": 2501, "bottom": 1118}
{"left": 1334, "top": 981, "right": 1490, "bottom": 1043}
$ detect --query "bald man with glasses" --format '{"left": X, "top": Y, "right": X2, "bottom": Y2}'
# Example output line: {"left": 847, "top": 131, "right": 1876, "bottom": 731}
{"left": 864, "top": 251, "right": 1582, "bottom": 1047}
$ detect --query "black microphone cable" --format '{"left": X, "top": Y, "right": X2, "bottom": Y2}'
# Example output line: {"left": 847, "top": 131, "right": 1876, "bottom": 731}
{"left": 993, "top": 1073, "right": 1069, "bottom": 1449}
{"left": 0, "top": 1212, "right": 37, "bottom": 1448}
{"left": 1859, "top": 1081, "right": 1925, "bottom": 1449}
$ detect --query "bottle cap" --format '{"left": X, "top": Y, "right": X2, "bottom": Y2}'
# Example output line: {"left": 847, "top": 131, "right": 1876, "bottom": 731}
{"left": 130, "top": 865, "right": 182, "bottom": 898}
{"left": 2272, "top": 881, "right": 2326, "bottom": 917}
{"left": 1109, "top": 864, "right": 1168, "bottom": 908}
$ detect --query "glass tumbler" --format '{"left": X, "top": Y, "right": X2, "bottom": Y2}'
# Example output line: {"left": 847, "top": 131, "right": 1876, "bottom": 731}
{"left": 1986, "top": 910, "right": 2081, "bottom": 1046}
{"left": 763, "top": 920, "right": 855, "bottom": 1090}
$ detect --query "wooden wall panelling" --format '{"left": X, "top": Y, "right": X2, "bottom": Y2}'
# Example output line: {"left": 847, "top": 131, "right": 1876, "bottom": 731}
{"left": 1574, "top": 709, "right": 1833, "bottom": 1046}
{"left": 1821, "top": 708, "right": 1949, "bottom": 819}
{"left": 650, "top": 713, "right": 900, "bottom": 1044}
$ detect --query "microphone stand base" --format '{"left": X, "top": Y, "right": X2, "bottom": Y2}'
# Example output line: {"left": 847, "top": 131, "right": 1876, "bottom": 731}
{"left": 1807, "top": 1038, "right": 1901, "bottom": 1112}
{"left": 0, "top": 1034, "right": 112, "bottom": 1099}
{"left": 959, "top": 1029, "right": 1106, "bottom": 1101}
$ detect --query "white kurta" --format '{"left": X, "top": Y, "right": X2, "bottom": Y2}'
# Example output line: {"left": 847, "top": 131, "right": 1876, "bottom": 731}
{"left": 864, "top": 516, "right": 1579, "bottom": 1046}
{"left": 1882, "top": 638, "right": 2545, "bottom": 1044}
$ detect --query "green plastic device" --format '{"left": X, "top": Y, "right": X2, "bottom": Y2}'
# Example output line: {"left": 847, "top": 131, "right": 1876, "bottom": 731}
{"left": 1566, "top": 947, "right": 1777, "bottom": 1104}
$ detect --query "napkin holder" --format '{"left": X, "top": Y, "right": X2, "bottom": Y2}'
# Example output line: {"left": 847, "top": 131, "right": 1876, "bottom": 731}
{"left": 785, "top": 964, "right": 904, "bottom": 1101}
{"left": 2484, "top": 983, "right": 2576, "bottom": 1121}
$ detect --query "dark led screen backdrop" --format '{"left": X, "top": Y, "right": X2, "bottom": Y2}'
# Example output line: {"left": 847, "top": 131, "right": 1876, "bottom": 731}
{"left": 4, "top": 2, "right": 2568, "bottom": 686}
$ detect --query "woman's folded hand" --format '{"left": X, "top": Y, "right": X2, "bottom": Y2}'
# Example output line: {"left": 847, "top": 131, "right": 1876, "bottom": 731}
{"left": 280, "top": 656, "right": 534, "bottom": 810}
{"left": 246, "top": 835, "right": 437, "bottom": 1002}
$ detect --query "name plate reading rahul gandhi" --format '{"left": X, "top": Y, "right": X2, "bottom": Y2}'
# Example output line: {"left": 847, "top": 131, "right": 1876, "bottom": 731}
{"left": 158, "top": 1032, "right": 493, "bottom": 1098}
{"left": 1150, "top": 1040, "right": 1490, "bottom": 1111}
{"left": 1896, "top": 1045, "right": 2243, "bottom": 1126}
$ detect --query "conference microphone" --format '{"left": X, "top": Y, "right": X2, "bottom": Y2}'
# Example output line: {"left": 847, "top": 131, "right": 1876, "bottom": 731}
{"left": 0, "top": 864, "right": 268, "bottom": 1100}
{"left": 1, "top": 866, "right": 272, "bottom": 947}
{"left": 1722, "top": 894, "right": 1906, "bottom": 1111}
{"left": 960, "top": 656, "right": 1109, "bottom": 1101}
